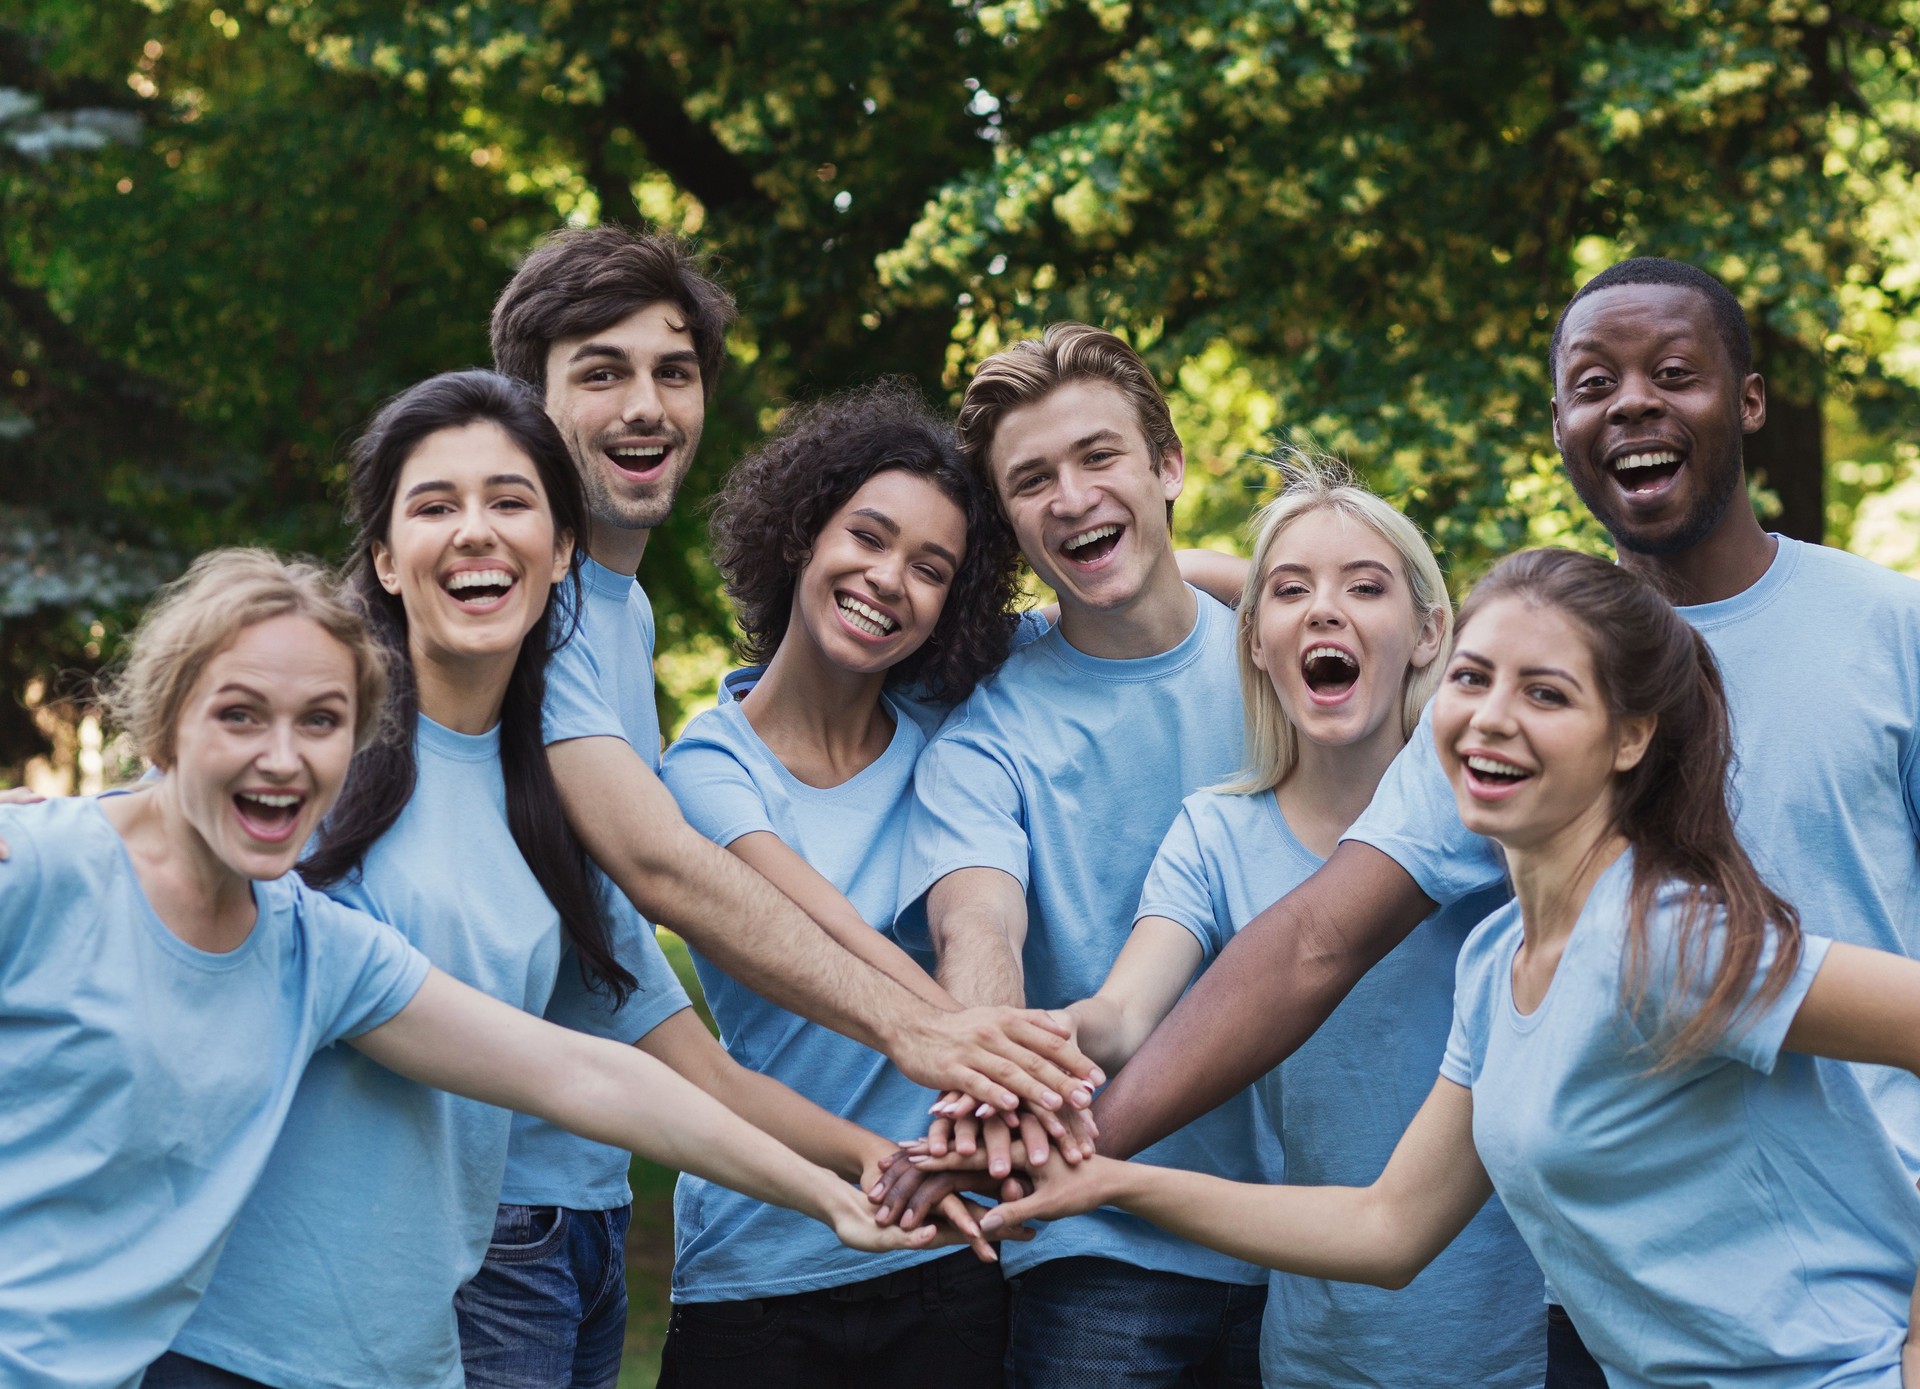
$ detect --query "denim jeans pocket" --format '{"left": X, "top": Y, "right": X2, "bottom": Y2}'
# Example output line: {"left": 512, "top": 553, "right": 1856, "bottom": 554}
{"left": 485, "top": 1203, "right": 568, "bottom": 1262}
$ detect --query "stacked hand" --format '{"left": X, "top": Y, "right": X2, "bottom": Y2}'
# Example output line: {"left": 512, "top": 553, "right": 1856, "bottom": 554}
{"left": 875, "top": 1134, "right": 1120, "bottom": 1239}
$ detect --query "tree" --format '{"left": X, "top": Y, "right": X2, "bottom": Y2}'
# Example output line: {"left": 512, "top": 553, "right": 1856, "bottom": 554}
{"left": 4, "top": 0, "right": 1916, "bottom": 777}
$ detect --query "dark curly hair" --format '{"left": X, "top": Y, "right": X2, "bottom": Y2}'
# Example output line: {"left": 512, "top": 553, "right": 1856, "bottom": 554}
{"left": 710, "top": 380, "right": 1023, "bottom": 705}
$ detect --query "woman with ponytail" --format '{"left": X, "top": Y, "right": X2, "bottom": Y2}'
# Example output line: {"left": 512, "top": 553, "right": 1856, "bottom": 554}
{"left": 916, "top": 547, "right": 1920, "bottom": 1388}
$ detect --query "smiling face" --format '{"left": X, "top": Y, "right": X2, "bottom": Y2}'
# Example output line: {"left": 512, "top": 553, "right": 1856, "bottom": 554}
{"left": 788, "top": 468, "right": 968, "bottom": 678}
{"left": 164, "top": 613, "right": 360, "bottom": 880}
{"left": 1249, "top": 506, "right": 1441, "bottom": 757}
{"left": 370, "top": 421, "right": 573, "bottom": 675}
{"left": 1432, "top": 594, "right": 1651, "bottom": 856}
{"left": 543, "top": 300, "right": 707, "bottom": 540}
{"left": 987, "top": 379, "right": 1184, "bottom": 617}
{"left": 1552, "top": 283, "right": 1766, "bottom": 558}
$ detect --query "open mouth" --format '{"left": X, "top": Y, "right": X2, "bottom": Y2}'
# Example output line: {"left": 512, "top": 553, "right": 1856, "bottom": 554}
{"left": 1610, "top": 448, "right": 1685, "bottom": 496}
{"left": 1462, "top": 753, "right": 1533, "bottom": 796}
{"left": 1301, "top": 643, "right": 1359, "bottom": 702}
{"left": 837, "top": 593, "right": 899, "bottom": 638}
{"left": 443, "top": 568, "right": 517, "bottom": 609}
{"left": 1061, "top": 523, "right": 1122, "bottom": 565}
{"left": 233, "top": 790, "right": 304, "bottom": 843}
{"left": 607, "top": 444, "right": 668, "bottom": 478}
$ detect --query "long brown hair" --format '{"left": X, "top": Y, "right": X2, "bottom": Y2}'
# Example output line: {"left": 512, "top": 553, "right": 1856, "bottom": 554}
{"left": 1458, "top": 548, "right": 1801, "bottom": 1063}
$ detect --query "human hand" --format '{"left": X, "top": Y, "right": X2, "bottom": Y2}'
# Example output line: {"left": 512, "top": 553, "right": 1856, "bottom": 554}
{"left": 894, "top": 1007, "right": 1102, "bottom": 1120}
{"left": 972, "top": 1154, "right": 1119, "bottom": 1236}
{"left": 825, "top": 1179, "right": 953, "bottom": 1254}
{"left": 867, "top": 1156, "right": 1035, "bottom": 1258}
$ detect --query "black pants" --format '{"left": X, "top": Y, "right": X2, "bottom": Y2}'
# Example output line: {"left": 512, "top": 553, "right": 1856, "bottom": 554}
{"left": 657, "top": 1251, "right": 1007, "bottom": 1389}
{"left": 143, "top": 1354, "right": 273, "bottom": 1389}
{"left": 1545, "top": 1304, "right": 1608, "bottom": 1389}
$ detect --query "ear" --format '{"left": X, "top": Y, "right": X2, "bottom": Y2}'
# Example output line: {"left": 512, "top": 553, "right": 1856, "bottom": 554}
{"left": 1549, "top": 396, "right": 1563, "bottom": 455}
{"left": 370, "top": 541, "right": 401, "bottom": 596}
{"left": 551, "top": 528, "right": 576, "bottom": 586}
{"left": 1157, "top": 445, "right": 1187, "bottom": 503}
{"left": 1739, "top": 372, "right": 1767, "bottom": 436}
{"left": 1613, "top": 714, "right": 1656, "bottom": 774}
{"left": 1408, "top": 603, "right": 1446, "bottom": 672}
{"left": 1246, "top": 606, "right": 1271, "bottom": 675}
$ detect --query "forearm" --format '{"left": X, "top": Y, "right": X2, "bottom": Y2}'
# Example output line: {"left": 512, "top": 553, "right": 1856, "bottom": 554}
{"left": 1093, "top": 842, "right": 1432, "bottom": 1158}
{"left": 1066, "top": 995, "right": 1138, "bottom": 1074}
{"left": 1091, "top": 1158, "right": 1422, "bottom": 1288}
{"left": 699, "top": 1053, "right": 889, "bottom": 1184}
{"left": 928, "top": 878, "right": 1029, "bottom": 1008}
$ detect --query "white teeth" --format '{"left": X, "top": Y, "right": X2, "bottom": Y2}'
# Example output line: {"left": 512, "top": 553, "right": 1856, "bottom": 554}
{"left": 446, "top": 570, "right": 514, "bottom": 592}
{"left": 1466, "top": 754, "right": 1529, "bottom": 777}
{"left": 1302, "top": 644, "right": 1357, "bottom": 668}
{"left": 838, "top": 596, "right": 898, "bottom": 636}
{"left": 1612, "top": 450, "right": 1680, "bottom": 472}
{"left": 612, "top": 445, "right": 666, "bottom": 460}
{"left": 1063, "top": 524, "right": 1120, "bottom": 553}
{"left": 240, "top": 793, "right": 300, "bottom": 808}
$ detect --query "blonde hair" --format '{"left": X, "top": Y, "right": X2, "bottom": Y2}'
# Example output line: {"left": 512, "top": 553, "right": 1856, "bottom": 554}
{"left": 1218, "top": 452, "right": 1452, "bottom": 795}
{"left": 101, "top": 548, "right": 389, "bottom": 770}
{"left": 957, "top": 323, "right": 1180, "bottom": 492}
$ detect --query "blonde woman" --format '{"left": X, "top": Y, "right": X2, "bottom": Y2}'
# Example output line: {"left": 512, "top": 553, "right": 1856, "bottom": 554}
{"left": 1042, "top": 459, "right": 1543, "bottom": 1386}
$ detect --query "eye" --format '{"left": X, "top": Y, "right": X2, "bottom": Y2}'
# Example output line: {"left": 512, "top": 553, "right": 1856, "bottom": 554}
{"left": 1526, "top": 683, "right": 1569, "bottom": 707}
{"left": 218, "top": 705, "right": 261, "bottom": 726}
{"left": 1654, "top": 365, "right": 1695, "bottom": 385}
{"left": 492, "top": 494, "right": 535, "bottom": 512}
{"left": 913, "top": 563, "right": 950, "bottom": 584}
{"left": 1272, "top": 580, "right": 1308, "bottom": 599}
{"left": 1084, "top": 449, "right": 1117, "bottom": 467}
{"left": 850, "top": 528, "right": 885, "bottom": 550}
{"left": 303, "top": 709, "right": 344, "bottom": 731}
{"left": 658, "top": 364, "right": 695, "bottom": 383}
{"left": 1012, "top": 473, "right": 1047, "bottom": 495}
{"left": 412, "top": 499, "right": 454, "bottom": 518}
{"left": 1446, "top": 665, "right": 1488, "bottom": 689}
{"left": 582, "top": 368, "right": 620, "bottom": 386}
{"left": 1349, "top": 580, "right": 1385, "bottom": 597}
{"left": 1573, "top": 371, "right": 1613, "bottom": 393}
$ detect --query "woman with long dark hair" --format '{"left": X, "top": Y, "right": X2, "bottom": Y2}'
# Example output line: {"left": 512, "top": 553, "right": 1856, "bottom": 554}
{"left": 921, "top": 547, "right": 1920, "bottom": 1388}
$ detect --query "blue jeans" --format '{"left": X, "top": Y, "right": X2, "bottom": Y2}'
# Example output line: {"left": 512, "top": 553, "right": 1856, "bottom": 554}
{"left": 1008, "top": 1256, "right": 1266, "bottom": 1389}
{"left": 454, "top": 1203, "right": 632, "bottom": 1389}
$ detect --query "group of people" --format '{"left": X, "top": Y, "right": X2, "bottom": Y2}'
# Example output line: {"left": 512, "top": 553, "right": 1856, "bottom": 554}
{"left": 2, "top": 227, "right": 1918, "bottom": 1389}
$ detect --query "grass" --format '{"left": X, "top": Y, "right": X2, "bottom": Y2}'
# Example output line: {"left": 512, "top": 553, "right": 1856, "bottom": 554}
{"left": 617, "top": 930, "right": 712, "bottom": 1389}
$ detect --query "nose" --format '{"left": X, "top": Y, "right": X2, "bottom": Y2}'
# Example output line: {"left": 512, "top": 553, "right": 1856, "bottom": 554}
{"left": 1607, "top": 367, "right": 1666, "bottom": 425}
{"left": 866, "top": 546, "right": 906, "bottom": 598}
{"left": 450, "top": 497, "right": 497, "bottom": 550}
{"left": 1306, "top": 591, "right": 1347, "bottom": 630}
{"left": 1469, "top": 679, "right": 1520, "bottom": 738}
{"left": 1049, "top": 463, "right": 1096, "bottom": 519}
{"left": 620, "top": 372, "right": 664, "bottom": 429}
{"left": 257, "top": 719, "right": 301, "bottom": 777}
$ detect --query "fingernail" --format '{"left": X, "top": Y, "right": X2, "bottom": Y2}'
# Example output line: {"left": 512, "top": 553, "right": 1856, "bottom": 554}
{"left": 1089, "top": 1067, "right": 1106, "bottom": 1087}
{"left": 1041, "top": 1089, "right": 1062, "bottom": 1109}
{"left": 1000, "top": 1092, "right": 1019, "bottom": 1110}
{"left": 974, "top": 1102, "right": 994, "bottom": 1118}
{"left": 908, "top": 1154, "right": 929, "bottom": 1164}
{"left": 1072, "top": 1087, "right": 1094, "bottom": 1107}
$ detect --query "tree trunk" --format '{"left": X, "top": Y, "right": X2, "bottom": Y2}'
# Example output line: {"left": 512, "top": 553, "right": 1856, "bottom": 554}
{"left": 1744, "top": 332, "right": 1825, "bottom": 544}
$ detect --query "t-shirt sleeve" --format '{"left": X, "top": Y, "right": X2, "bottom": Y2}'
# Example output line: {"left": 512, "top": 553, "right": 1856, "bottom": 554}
{"left": 542, "top": 629, "right": 628, "bottom": 747}
{"left": 298, "top": 887, "right": 433, "bottom": 1047}
{"left": 1134, "top": 806, "right": 1229, "bottom": 961}
{"left": 1640, "top": 892, "right": 1834, "bottom": 1073}
{"left": 547, "top": 897, "right": 694, "bottom": 1045}
{"left": 1343, "top": 703, "right": 1506, "bottom": 906}
{"left": 1439, "top": 951, "right": 1482, "bottom": 1088}
{"left": 898, "top": 715, "right": 1032, "bottom": 916}
{"left": 660, "top": 736, "right": 776, "bottom": 850}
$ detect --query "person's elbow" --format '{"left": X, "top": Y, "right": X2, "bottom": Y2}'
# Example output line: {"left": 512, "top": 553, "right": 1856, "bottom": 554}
{"left": 1351, "top": 1190, "right": 1433, "bottom": 1291}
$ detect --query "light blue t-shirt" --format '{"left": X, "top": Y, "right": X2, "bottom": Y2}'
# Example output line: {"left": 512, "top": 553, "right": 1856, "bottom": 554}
{"left": 0, "top": 797, "right": 427, "bottom": 1389}
{"left": 900, "top": 590, "right": 1272, "bottom": 1283}
{"left": 1442, "top": 854, "right": 1918, "bottom": 1388}
{"left": 1349, "top": 537, "right": 1920, "bottom": 1166}
{"left": 1138, "top": 788, "right": 1541, "bottom": 1388}
{"left": 175, "top": 717, "right": 570, "bottom": 1389}
{"left": 658, "top": 669, "right": 942, "bottom": 1300}
{"left": 508, "top": 556, "right": 694, "bottom": 1210}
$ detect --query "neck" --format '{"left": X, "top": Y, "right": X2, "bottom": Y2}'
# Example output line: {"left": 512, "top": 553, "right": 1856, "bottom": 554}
{"left": 740, "top": 634, "right": 893, "bottom": 782}
{"left": 1275, "top": 717, "right": 1407, "bottom": 859}
{"left": 1504, "top": 801, "right": 1628, "bottom": 951}
{"left": 587, "top": 519, "right": 650, "bottom": 578}
{"left": 108, "top": 782, "right": 258, "bottom": 951}
{"left": 412, "top": 642, "right": 516, "bottom": 734}
{"left": 1619, "top": 496, "right": 1776, "bottom": 607}
{"left": 1055, "top": 553, "right": 1197, "bottom": 660}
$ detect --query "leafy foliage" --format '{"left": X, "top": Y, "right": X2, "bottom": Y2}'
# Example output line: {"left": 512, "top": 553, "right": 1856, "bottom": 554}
{"left": 4, "top": 0, "right": 1917, "bottom": 775}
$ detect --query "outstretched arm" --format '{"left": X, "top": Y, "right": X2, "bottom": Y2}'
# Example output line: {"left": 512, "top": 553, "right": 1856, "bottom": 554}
{"left": 548, "top": 737, "right": 1096, "bottom": 1117}
{"left": 1093, "top": 841, "right": 1433, "bottom": 1158}
{"left": 975, "top": 1077, "right": 1488, "bottom": 1289}
{"left": 352, "top": 969, "right": 943, "bottom": 1255}
{"left": 1068, "top": 918, "right": 1206, "bottom": 1074}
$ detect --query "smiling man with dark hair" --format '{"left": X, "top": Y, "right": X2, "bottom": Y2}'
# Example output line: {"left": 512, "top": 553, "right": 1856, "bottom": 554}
{"left": 1088, "top": 258, "right": 1920, "bottom": 1389}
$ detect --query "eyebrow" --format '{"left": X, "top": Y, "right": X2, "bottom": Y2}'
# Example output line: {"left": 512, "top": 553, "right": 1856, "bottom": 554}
{"left": 1452, "top": 649, "right": 1584, "bottom": 688}
{"left": 1266, "top": 559, "right": 1396, "bottom": 579}
{"left": 566, "top": 343, "right": 702, "bottom": 373}
{"left": 1003, "top": 428, "right": 1125, "bottom": 485}
{"left": 213, "top": 682, "right": 349, "bottom": 704}
{"left": 852, "top": 507, "right": 960, "bottom": 569}
{"left": 402, "top": 472, "right": 539, "bottom": 501}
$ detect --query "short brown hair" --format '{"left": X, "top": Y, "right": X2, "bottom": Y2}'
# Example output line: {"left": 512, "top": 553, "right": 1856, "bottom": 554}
{"left": 102, "top": 548, "right": 389, "bottom": 770}
{"left": 490, "top": 225, "right": 737, "bottom": 399}
{"left": 956, "top": 323, "right": 1181, "bottom": 489}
